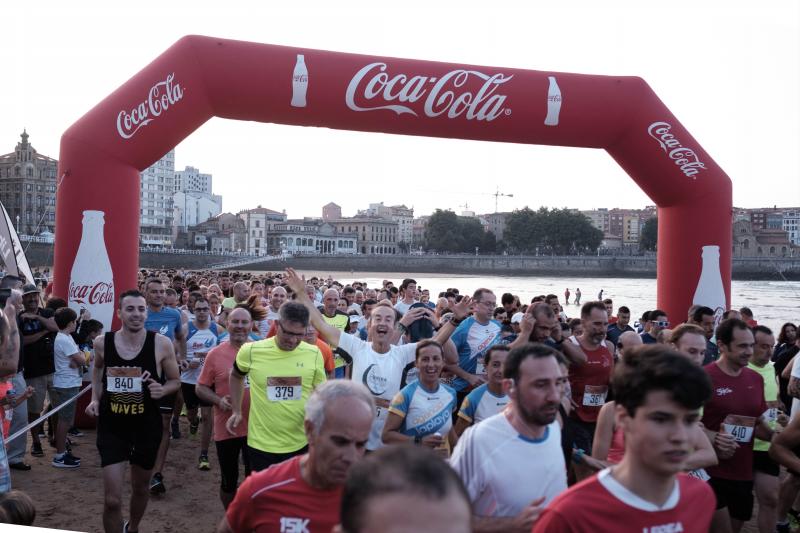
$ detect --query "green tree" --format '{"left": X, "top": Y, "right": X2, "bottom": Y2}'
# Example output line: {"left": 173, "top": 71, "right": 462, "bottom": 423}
{"left": 424, "top": 210, "right": 497, "bottom": 253}
{"left": 640, "top": 216, "right": 658, "bottom": 251}
{"left": 504, "top": 207, "right": 602, "bottom": 254}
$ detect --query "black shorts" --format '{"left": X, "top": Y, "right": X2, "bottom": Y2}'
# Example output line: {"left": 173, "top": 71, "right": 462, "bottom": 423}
{"left": 709, "top": 477, "right": 755, "bottom": 521}
{"left": 97, "top": 415, "right": 162, "bottom": 470}
{"left": 215, "top": 437, "right": 251, "bottom": 494}
{"left": 247, "top": 444, "right": 307, "bottom": 473}
{"left": 158, "top": 392, "right": 178, "bottom": 414}
{"left": 753, "top": 450, "right": 780, "bottom": 477}
{"left": 564, "top": 416, "right": 597, "bottom": 453}
{"left": 181, "top": 382, "right": 212, "bottom": 410}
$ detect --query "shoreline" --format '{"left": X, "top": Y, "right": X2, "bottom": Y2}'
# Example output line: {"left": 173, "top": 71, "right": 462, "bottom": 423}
{"left": 23, "top": 242, "right": 800, "bottom": 281}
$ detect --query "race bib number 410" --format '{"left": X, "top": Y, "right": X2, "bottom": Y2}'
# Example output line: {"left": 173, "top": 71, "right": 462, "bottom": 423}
{"left": 107, "top": 367, "right": 143, "bottom": 393}
{"left": 267, "top": 377, "right": 302, "bottom": 402}
{"left": 722, "top": 414, "right": 756, "bottom": 444}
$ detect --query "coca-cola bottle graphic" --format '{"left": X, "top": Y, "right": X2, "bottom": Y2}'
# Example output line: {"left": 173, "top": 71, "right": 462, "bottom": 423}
{"left": 544, "top": 76, "right": 562, "bottom": 126}
{"left": 291, "top": 54, "right": 308, "bottom": 108}
{"left": 692, "top": 245, "right": 727, "bottom": 323}
{"left": 68, "top": 210, "right": 115, "bottom": 330}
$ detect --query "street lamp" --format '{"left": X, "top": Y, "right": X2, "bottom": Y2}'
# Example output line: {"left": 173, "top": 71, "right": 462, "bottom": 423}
{"left": 15, "top": 215, "right": 19, "bottom": 233}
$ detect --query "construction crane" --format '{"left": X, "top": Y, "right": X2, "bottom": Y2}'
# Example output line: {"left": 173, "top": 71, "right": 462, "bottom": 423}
{"left": 493, "top": 187, "right": 513, "bottom": 213}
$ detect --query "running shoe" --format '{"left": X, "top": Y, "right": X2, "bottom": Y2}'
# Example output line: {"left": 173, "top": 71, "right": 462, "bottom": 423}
{"left": 189, "top": 419, "right": 199, "bottom": 436}
{"left": 52, "top": 452, "right": 80, "bottom": 469}
{"left": 149, "top": 472, "right": 166, "bottom": 494}
{"left": 67, "top": 427, "right": 84, "bottom": 438}
{"left": 198, "top": 454, "right": 210, "bottom": 471}
{"left": 170, "top": 417, "right": 181, "bottom": 440}
{"left": 31, "top": 442, "right": 44, "bottom": 457}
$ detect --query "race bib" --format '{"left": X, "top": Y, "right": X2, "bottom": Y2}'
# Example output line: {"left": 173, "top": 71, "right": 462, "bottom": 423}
{"left": 582, "top": 385, "right": 608, "bottom": 407}
{"left": 722, "top": 414, "right": 756, "bottom": 444}
{"left": 267, "top": 377, "right": 302, "bottom": 402}
{"left": 375, "top": 397, "right": 391, "bottom": 418}
{"left": 688, "top": 468, "right": 710, "bottom": 482}
{"left": 107, "top": 367, "right": 142, "bottom": 393}
{"left": 763, "top": 401, "right": 781, "bottom": 424}
{"left": 476, "top": 357, "right": 486, "bottom": 376}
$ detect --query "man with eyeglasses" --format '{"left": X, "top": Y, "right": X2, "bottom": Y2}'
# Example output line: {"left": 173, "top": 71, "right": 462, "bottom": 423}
{"left": 641, "top": 309, "right": 669, "bottom": 345}
{"left": 180, "top": 296, "right": 225, "bottom": 472}
{"left": 226, "top": 301, "right": 326, "bottom": 472}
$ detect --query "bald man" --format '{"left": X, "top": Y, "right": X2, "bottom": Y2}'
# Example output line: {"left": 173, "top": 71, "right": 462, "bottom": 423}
{"left": 616, "top": 331, "right": 643, "bottom": 362}
{"left": 222, "top": 282, "right": 250, "bottom": 310}
{"left": 318, "top": 288, "right": 351, "bottom": 379}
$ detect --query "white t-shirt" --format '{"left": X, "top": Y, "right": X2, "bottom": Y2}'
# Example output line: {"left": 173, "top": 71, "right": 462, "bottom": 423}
{"left": 393, "top": 300, "right": 417, "bottom": 316}
{"left": 53, "top": 332, "right": 82, "bottom": 389}
{"left": 450, "top": 413, "right": 567, "bottom": 517}
{"left": 337, "top": 332, "right": 417, "bottom": 450}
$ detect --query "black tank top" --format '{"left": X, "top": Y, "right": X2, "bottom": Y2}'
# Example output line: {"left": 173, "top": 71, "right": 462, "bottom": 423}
{"left": 100, "top": 331, "right": 160, "bottom": 420}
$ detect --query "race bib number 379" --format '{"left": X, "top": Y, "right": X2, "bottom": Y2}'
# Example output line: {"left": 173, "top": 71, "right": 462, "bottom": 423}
{"left": 107, "top": 367, "right": 143, "bottom": 393}
{"left": 267, "top": 377, "right": 302, "bottom": 402}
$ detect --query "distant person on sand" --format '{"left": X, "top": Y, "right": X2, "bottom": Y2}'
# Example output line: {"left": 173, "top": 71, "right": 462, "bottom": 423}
{"left": 564, "top": 288, "right": 570, "bottom": 305}
{"left": 574, "top": 288, "right": 582, "bottom": 305}
{"left": 597, "top": 289, "right": 604, "bottom": 300}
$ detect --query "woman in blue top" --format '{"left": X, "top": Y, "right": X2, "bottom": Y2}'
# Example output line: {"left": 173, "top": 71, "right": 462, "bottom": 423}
{"left": 453, "top": 344, "right": 511, "bottom": 438}
{"left": 382, "top": 340, "right": 457, "bottom": 456}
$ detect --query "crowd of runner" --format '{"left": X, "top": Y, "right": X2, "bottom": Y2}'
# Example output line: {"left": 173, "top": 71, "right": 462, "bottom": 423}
{"left": 0, "top": 267, "right": 798, "bottom": 532}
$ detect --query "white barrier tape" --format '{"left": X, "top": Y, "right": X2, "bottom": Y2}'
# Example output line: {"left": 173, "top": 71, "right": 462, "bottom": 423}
{"left": 6, "top": 383, "right": 92, "bottom": 444}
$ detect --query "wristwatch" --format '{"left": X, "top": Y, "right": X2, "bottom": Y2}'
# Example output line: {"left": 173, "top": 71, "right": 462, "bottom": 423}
{"left": 414, "top": 435, "right": 422, "bottom": 444}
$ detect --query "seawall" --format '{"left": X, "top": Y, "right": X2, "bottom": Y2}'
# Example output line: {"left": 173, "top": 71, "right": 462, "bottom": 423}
{"left": 23, "top": 243, "right": 800, "bottom": 281}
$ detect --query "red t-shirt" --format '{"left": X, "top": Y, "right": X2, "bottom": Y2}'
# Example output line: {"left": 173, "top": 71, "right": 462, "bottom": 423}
{"left": 701, "top": 362, "right": 766, "bottom": 481}
{"left": 534, "top": 470, "right": 715, "bottom": 533}
{"left": 568, "top": 340, "right": 614, "bottom": 422}
{"left": 197, "top": 341, "right": 250, "bottom": 442}
{"left": 225, "top": 455, "right": 341, "bottom": 533}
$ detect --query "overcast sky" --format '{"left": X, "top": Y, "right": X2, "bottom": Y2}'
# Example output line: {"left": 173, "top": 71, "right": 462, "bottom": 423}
{"left": 3, "top": 1, "right": 798, "bottom": 219}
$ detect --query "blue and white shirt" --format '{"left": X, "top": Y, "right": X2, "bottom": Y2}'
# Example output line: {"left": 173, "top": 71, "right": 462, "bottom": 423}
{"left": 450, "top": 317, "right": 503, "bottom": 391}
{"left": 388, "top": 381, "right": 457, "bottom": 440}
{"left": 457, "top": 383, "right": 510, "bottom": 425}
{"left": 181, "top": 322, "right": 222, "bottom": 384}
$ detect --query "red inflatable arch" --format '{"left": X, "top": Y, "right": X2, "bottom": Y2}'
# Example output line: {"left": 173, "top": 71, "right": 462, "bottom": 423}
{"left": 54, "top": 35, "right": 732, "bottom": 329}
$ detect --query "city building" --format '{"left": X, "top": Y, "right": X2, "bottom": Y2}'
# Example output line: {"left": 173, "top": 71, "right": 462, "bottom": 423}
{"left": 266, "top": 219, "right": 357, "bottom": 255}
{"left": 478, "top": 212, "right": 510, "bottom": 242}
{"left": 783, "top": 211, "right": 800, "bottom": 245}
{"left": 361, "top": 202, "right": 414, "bottom": 246}
{"left": 322, "top": 202, "right": 342, "bottom": 221}
{"left": 238, "top": 206, "right": 287, "bottom": 255}
{"left": 139, "top": 150, "right": 176, "bottom": 245}
{"left": 0, "top": 130, "right": 57, "bottom": 235}
{"left": 332, "top": 216, "right": 399, "bottom": 255}
{"left": 188, "top": 213, "right": 247, "bottom": 253}
{"left": 172, "top": 165, "right": 222, "bottom": 230}
{"left": 732, "top": 219, "right": 798, "bottom": 257}
{"left": 412, "top": 216, "right": 430, "bottom": 247}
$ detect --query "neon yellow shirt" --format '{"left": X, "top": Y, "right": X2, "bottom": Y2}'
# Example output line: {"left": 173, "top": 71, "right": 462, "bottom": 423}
{"left": 747, "top": 361, "right": 779, "bottom": 452}
{"left": 235, "top": 338, "right": 326, "bottom": 453}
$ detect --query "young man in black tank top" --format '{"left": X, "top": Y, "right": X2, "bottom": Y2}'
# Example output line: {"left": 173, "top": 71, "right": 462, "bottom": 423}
{"left": 85, "top": 290, "right": 180, "bottom": 533}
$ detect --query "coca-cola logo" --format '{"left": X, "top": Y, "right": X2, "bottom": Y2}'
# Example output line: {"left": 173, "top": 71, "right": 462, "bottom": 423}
{"left": 69, "top": 281, "right": 115, "bottom": 306}
{"left": 116, "top": 73, "right": 185, "bottom": 140}
{"left": 647, "top": 122, "right": 707, "bottom": 179}
{"left": 345, "top": 62, "right": 512, "bottom": 122}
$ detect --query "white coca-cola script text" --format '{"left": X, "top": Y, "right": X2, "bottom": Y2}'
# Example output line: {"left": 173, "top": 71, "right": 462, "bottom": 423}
{"left": 345, "top": 63, "right": 512, "bottom": 122}
{"left": 116, "top": 73, "right": 185, "bottom": 140}
{"left": 69, "top": 282, "right": 114, "bottom": 306}
{"left": 647, "top": 122, "right": 707, "bottom": 179}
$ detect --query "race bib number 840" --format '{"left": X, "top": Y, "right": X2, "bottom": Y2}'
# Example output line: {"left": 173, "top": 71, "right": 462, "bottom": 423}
{"left": 107, "top": 367, "right": 142, "bottom": 393}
